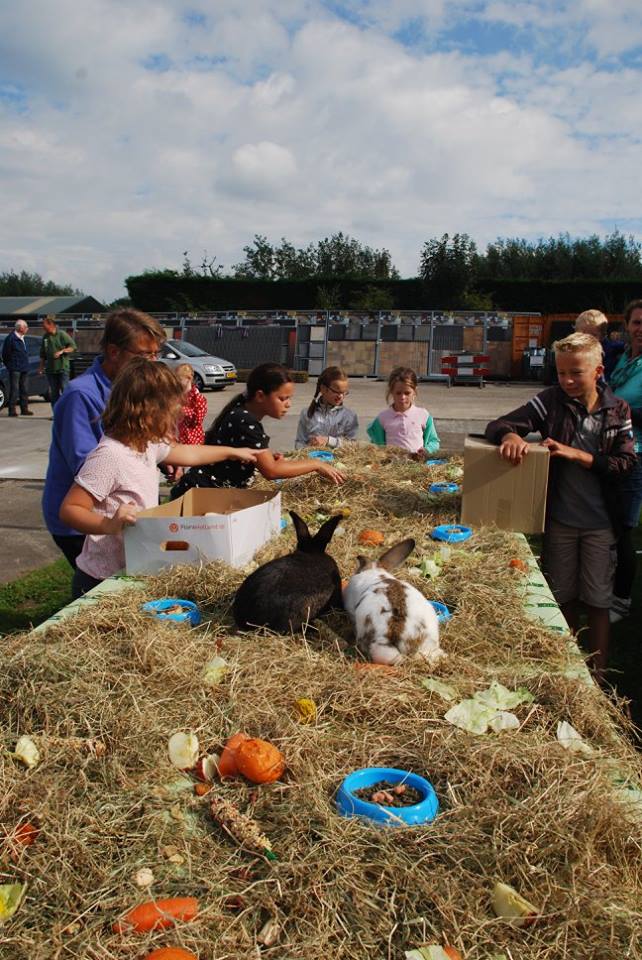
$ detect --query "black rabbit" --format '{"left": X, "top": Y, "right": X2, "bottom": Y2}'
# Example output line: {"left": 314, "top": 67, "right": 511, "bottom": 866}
{"left": 232, "top": 511, "right": 343, "bottom": 633}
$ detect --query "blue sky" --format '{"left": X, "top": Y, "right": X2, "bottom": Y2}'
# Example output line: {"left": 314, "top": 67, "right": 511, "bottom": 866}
{"left": 1, "top": 0, "right": 641, "bottom": 299}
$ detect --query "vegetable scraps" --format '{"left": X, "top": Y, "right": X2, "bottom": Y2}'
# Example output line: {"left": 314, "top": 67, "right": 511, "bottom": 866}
{"left": 144, "top": 948, "right": 198, "bottom": 960}
{"left": 112, "top": 897, "right": 199, "bottom": 934}
{"left": 216, "top": 733, "right": 285, "bottom": 784}
{"left": 14, "top": 735, "right": 39, "bottom": 769}
{"left": 491, "top": 881, "right": 538, "bottom": 926}
{"left": 0, "top": 884, "right": 27, "bottom": 925}
{"left": 168, "top": 732, "right": 200, "bottom": 771}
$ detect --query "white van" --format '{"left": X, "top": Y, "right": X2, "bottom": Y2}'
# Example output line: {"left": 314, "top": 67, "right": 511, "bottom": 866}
{"left": 160, "top": 339, "right": 237, "bottom": 391}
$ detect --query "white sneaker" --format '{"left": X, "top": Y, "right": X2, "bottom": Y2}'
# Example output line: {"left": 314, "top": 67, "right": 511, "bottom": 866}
{"left": 609, "top": 597, "right": 632, "bottom": 624}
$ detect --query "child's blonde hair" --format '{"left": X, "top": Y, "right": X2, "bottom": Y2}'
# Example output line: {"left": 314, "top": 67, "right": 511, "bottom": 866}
{"left": 102, "top": 357, "right": 184, "bottom": 452}
{"left": 386, "top": 366, "right": 417, "bottom": 402}
{"left": 176, "top": 363, "right": 194, "bottom": 381}
{"left": 553, "top": 331, "right": 603, "bottom": 367}
{"left": 575, "top": 309, "right": 608, "bottom": 338}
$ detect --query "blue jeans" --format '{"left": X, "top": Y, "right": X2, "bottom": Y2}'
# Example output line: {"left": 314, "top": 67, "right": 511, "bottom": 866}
{"left": 46, "top": 369, "right": 69, "bottom": 407}
{"left": 613, "top": 453, "right": 642, "bottom": 599}
{"left": 8, "top": 370, "right": 29, "bottom": 411}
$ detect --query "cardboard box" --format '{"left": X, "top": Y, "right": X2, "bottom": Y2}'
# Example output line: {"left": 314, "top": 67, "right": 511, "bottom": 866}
{"left": 124, "top": 487, "right": 281, "bottom": 574}
{"left": 461, "top": 436, "right": 549, "bottom": 533}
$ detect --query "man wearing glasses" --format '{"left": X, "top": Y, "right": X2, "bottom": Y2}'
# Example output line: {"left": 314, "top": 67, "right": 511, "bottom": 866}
{"left": 42, "top": 308, "right": 166, "bottom": 568}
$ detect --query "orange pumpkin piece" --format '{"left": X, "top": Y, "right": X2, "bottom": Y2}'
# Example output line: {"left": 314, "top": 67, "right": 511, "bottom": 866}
{"left": 194, "top": 783, "right": 212, "bottom": 797}
{"left": 145, "top": 949, "right": 198, "bottom": 960}
{"left": 358, "top": 529, "right": 385, "bottom": 546}
{"left": 14, "top": 822, "right": 38, "bottom": 846}
{"left": 217, "top": 732, "right": 249, "bottom": 778}
{"left": 509, "top": 558, "right": 528, "bottom": 572}
{"left": 235, "top": 738, "right": 286, "bottom": 784}
{"left": 444, "top": 948, "right": 464, "bottom": 960}
{"left": 112, "top": 897, "right": 199, "bottom": 934}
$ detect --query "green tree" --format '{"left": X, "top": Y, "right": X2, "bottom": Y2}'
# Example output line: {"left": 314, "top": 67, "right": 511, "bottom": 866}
{"left": 0, "top": 270, "right": 81, "bottom": 296}
{"left": 419, "top": 233, "right": 479, "bottom": 306}
{"left": 233, "top": 232, "right": 400, "bottom": 281}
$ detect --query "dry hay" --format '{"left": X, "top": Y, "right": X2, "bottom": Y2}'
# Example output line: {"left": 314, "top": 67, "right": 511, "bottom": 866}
{"left": 2, "top": 445, "right": 642, "bottom": 960}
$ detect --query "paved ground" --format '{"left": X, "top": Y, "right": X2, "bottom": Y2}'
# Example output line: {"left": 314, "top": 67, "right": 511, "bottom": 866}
{"left": 0, "top": 379, "right": 537, "bottom": 582}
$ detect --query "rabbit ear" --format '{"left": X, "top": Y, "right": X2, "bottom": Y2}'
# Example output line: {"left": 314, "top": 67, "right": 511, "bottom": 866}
{"left": 355, "top": 554, "right": 370, "bottom": 572}
{"left": 289, "top": 511, "right": 311, "bottom": 545}
{"left": 378, "top": 538, "right": 415, "bottom": 571}
{"left": 312, "top": 513, "right": 342, "bottom": 552}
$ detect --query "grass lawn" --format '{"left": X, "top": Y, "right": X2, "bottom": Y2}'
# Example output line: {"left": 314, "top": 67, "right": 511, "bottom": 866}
{"left": 0, "top": 558, "right": 73, "bottom": 635}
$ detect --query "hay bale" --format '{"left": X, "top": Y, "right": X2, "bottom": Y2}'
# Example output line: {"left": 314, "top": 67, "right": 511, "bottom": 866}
{"left": 1, "top": 444, "right": 641, "bottom": 959}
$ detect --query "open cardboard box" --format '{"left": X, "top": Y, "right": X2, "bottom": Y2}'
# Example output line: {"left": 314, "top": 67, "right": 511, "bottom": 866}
{"left": 124, "top": 487, "right": 281, "bottom": 574}
{"left": 461, "top": 436, "right": 549, "bottom": 533}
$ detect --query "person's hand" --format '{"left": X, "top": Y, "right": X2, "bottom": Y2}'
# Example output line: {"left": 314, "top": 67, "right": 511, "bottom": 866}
{"left": 316, "top": 463, "right": 345, "bottom": 485}
{"left": 54, "top": 349, "right": 63, "bottom": 358}
{"left": 229, "top": 447, "right": 258, "bottom": 463}
{"left": 411, "top": 447, "right": 429, "bottom": 462}
{"left": 309, "top": 435, "right": 329, "bottom": 447}
{"left": 103, "top": 502, "right": 138, "bottom": 534}
{"left": 540, "top": 438, "right": 575, "bottom": 460}
{"left": 498, "top": 433, "right": 528, "bottom": 465}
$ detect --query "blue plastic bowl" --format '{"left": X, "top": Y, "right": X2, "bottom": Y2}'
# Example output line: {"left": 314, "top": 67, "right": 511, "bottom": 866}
{"left": 336, "top": 766, "right": 439, "bottom": 827}
{"left": 429, "top": 482, "right": 460, "bottom": 495}
{"left": 308, "top": 450, "right": 334, "bottom": 462}
{"left": 280, "top": 517, "right": 289, "bottom": 531}
{"left": 141, "top": 598, "right": 202, "bottom": 627}
{"left": 431, "top": 524, "right": 473, "bottom": 543}
{"left": 425, "top": 458, "right": 448, "bottom": 466}
{"left": 429, "top": 600, "right": 452, "bottom": 623}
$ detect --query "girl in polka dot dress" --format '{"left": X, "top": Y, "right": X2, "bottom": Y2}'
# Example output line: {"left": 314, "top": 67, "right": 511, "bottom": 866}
{"left": 170, "top": 362, "right": 345, "bottom": 500}
{"left": 176, "top": 363, "right": 207, "bottom": 445}
{"left": 60, "top": 358, "right": 257, "bottom": 599}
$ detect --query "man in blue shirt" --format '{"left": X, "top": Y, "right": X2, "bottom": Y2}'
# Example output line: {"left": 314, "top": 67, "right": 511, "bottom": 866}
{"left": 42, "top": 308, "right": 166, "bottom": 567}
{"left": 2, "top": 319, "right": 32, "bottom": 416}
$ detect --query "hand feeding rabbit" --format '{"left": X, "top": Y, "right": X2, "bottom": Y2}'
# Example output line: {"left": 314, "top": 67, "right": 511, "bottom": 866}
{"left": 343, "top": 538, "right": 444, "bottom": 666}
{"left": 233, "top": 511, "right": 343, "bottom": 633}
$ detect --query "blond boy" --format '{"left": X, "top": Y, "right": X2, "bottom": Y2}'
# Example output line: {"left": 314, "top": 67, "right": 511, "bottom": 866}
{"left": 486, "top": 332, "right": 635, "bottom": 680}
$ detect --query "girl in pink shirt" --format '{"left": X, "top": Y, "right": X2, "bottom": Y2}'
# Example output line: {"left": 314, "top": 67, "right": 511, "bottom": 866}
{"left": 60, "top": 358, "right": 257, "bottom": 598}
{"left": 367, "top": 366, "right": 440, "bottom": 460}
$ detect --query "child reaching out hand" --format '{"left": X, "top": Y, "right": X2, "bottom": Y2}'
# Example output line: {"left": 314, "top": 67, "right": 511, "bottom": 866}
{"left": 367, "top": 366, "right": 439, "bottom": 460}
{"left": 59, "top": 358, "right": 257, "bottom": 599}
{"left": 170, "top": 362, "right": 345, "bottom": 500}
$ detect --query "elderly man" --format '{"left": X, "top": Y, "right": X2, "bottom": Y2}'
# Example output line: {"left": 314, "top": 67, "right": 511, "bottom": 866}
{"left": 39, "top": 315, "right": 77, "bottom": 407}
{"left": 42, "top": 307, "right": 166, "bottom": 568}
{"left": 1, "top": 319, "right": 32, "bottom": 416}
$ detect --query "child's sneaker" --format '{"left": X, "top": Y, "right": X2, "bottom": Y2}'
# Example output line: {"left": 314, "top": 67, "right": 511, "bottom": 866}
{"left": 609, "top": 597, "right": 632, "bottom": 624}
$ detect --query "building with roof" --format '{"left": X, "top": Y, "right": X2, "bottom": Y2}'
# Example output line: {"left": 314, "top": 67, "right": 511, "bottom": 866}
{"left": 0, "top": 295, "right": 106, "bottom": 320}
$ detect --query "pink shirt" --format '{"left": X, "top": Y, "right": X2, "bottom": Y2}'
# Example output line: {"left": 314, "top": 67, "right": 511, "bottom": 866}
{"left": 377, "top": 405, "right": 430, "bottom": 452}
{"left": 75, "top": 436, "right": 170, "bottom": 580}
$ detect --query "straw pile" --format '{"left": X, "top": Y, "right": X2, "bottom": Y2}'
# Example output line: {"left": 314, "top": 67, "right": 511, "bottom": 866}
{"left": 2, "top": 445, "right": 642, "bottom": 960}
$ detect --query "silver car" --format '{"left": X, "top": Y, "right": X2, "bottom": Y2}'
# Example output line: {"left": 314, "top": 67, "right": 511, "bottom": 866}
{"left": 160, "top": 339, "right": 237, "bottom": 391}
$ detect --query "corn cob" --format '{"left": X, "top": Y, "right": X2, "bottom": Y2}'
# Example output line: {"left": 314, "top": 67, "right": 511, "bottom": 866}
{"left": 209, "top": 793, "right": 277, "bottom": 860}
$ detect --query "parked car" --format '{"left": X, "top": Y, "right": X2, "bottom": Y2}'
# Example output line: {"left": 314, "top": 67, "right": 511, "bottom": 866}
{"left": 159, "top": 339, "right": 237, "bottom": 391}
{"left": 0, "top": 334, "right": 51, "bottom": 409}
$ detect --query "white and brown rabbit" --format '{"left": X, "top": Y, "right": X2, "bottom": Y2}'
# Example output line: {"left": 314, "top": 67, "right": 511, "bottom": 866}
{"left": 233, "top": 511, "right": 343, "bottom": 633}
{"left": 343, "top": 538, "right": 444, "bottom": 665}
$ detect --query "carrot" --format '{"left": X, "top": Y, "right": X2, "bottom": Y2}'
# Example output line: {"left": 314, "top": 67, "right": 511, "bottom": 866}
{"left": 14, "top": 822, "right": 38, "bottom": 846}
{"left": 112, "top": 897, "right": 199, "bottom": 934}
{"left": 144, "top": 949, "right": 198, "bottom": 960}
{"left": 444, "top": 948, "right": 463, "bottom": 960}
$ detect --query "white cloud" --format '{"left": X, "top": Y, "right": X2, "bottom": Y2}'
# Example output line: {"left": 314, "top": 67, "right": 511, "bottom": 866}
{"left": 0, "top": 0, "right": 641, "bottom": 299}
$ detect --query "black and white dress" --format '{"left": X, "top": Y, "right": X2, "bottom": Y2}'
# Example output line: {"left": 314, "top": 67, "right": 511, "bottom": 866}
{"left": 170, "top": 405, "right": 269, "bottom": 500}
